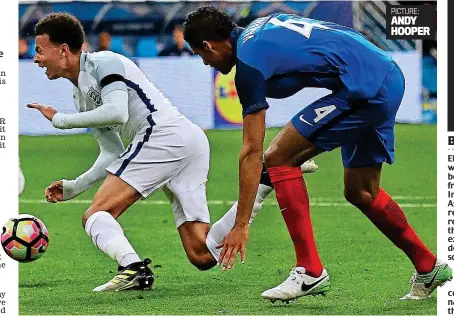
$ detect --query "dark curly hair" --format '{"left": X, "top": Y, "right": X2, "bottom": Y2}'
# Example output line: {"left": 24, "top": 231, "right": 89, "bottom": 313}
{"left": 35, "top": 13, "right": 85, "bottom": 53}
{"left": 183, "top": 6, "right": 237, "bottom": 49}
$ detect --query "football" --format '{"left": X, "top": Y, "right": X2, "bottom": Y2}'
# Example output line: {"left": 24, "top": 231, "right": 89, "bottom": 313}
{"left": 1, "top": 214, "right": 49, "bottom": 262}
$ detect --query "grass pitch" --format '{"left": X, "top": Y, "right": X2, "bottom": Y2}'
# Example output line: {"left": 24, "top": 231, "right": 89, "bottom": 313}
{"left": 18, "top": 125, "right": 437, "bottom": 315}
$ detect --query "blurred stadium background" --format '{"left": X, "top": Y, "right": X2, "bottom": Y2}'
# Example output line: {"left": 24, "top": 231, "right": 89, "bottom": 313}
{"left": 19, "top": 0, "right": 437, "bottom": 135}
{"left": 18, "top": 1, "right": 438, "bottom": 315}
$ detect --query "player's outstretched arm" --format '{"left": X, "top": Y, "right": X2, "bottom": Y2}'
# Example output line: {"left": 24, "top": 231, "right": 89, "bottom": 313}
{"left": 45, "top": 128, "right": 125, "bottom": 203}
{"left": 218, "top": 109, "right": 266, "bottom": 270}
{"left": 51, "top": 55, "right": 129, "bottom": 129}
{"left": 51, "top": 89, "right": 129, "bottom": 129}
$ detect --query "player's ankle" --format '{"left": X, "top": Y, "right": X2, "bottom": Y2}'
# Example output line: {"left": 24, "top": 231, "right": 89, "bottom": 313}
{"left": 415, "top": 255, "right": 437, "bottom": 274}
{"left": 296, "top": 264, "right": 324, "bottom": 278}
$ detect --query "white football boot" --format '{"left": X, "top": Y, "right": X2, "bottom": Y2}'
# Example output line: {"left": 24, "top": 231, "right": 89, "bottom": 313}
{"left": 262, "top": 267, "right": 330, "bottom": 303}
{"left": 301, "top": 160, "right": 319, "bottom": 173}
{"left": 401, "top": 259, "right": 453, "bottom": 300}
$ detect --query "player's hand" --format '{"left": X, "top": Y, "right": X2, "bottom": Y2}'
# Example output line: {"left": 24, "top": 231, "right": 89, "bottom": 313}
{"left": 216, "top": 224, "right": 249, "bottom": 270}
{"left": 27, "top": 103, "right": 57, "bottom": 121}
{"left": 45, "top": 181, "right": 64, "bottom": 203}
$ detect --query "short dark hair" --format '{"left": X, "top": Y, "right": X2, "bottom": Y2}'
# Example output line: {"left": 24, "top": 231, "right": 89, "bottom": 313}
{"left": 183, "top": 6, "right": 237, "bottom": 48}
{"left": 35, "top": 13, "right": 85, "bottom": 53}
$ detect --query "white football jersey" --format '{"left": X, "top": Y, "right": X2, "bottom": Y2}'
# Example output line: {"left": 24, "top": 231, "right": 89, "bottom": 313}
{"left": 74, "top": 51, "right": 187, "bottom": 140}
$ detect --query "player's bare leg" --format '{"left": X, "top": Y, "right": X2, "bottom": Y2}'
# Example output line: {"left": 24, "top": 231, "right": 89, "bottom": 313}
{"left": 266, "top": 122, "right": 324, "bottom": 167}
{"left": 82, "top": 173, "right": 154, "bottom": 292}
{"left": 176, "top": 157, "right": 319, "bottom": 271}
{"left": 344, "top": 166, "right": 452, "bottom": 300}
{"left": 261, "top": 122, "right": 330, "bottom": 302}
{"left": 177, "top": 181, "right": 275, "bottom": 270}
{"left": 178, "top": 222, "right": 216, "bottom": 269}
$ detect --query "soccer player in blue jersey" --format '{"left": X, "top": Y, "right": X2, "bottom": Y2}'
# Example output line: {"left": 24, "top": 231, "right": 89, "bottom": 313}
{"left": 183, "top": 6, "right": 451, "bottom": 302}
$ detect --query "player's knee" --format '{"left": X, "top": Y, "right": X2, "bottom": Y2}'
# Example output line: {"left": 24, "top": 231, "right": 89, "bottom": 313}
{"left": 81, "top": 207, "right": 117, "bottom": 228}
{"left": 187, "top": 250, "right": 217, "bottom": 271}
{"left": 81, "top": 213, "right": 89, "bottom": 228}
{"left": 192, "top": 258, "right": 216, "bottom": 271}
{"left": 265, "top": 144, "right": 302, "bottom": 167}
{"left": 82, "top": 208, "right": 99, "bottom": 228}
{"left": 83, "top": 198, "right": 124, "bottom": 227}
{"left": 264, "top": 147, "right": 286, "bottom": 167}
{"left": 344, "top": 187, "right": 374, "bottom": 207}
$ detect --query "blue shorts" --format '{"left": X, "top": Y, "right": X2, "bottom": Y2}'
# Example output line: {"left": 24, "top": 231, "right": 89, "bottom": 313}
{"left": 291, "top": 61, "right": 405, "bottom": 168}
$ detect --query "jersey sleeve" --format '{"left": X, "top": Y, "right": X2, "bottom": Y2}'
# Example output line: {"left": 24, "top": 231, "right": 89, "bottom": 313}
{"left": 95, "top": 54, "right": 125, "bottom": 81}
{"left": 52, "top": 54, "right": 129, "bottom": 129}
{"left": 52, "top": 89, "right": 129, "bottom": 129}
{"left": 235, "top": 59, "right": 269, "bottom": 118}
{"left": 95, "top": 54, "right": 128, "bottom": 95}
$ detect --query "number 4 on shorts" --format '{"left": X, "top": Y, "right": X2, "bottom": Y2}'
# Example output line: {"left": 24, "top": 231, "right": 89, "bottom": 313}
{"left": 313, "top": 105, "right": 336, "bottom": 123}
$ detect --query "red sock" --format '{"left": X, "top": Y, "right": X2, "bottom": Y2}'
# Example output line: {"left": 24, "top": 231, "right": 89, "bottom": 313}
{"left": 359, "top": 188, "right": 436, "bottom": 274}
{"left": 268, "top": 166, "right": 323, "bottom": 277}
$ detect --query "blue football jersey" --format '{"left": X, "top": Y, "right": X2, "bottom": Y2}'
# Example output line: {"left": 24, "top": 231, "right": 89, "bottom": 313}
{"left": 232, "top": 14, "right": 393, "bottom": 117}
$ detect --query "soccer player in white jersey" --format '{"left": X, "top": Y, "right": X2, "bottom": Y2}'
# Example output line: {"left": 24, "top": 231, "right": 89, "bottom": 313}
{"left": 27, "top": 13, "right": 318, "bottom": 292}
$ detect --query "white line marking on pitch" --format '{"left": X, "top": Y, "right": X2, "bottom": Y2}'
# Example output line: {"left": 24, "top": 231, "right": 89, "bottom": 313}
{"left": 19, "top": 198, "right": 436, "bottom": 208}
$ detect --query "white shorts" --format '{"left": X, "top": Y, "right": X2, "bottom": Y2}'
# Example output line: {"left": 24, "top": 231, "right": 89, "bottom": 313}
{"left": 106, "top": 120, "right": 210, "bottom": 228}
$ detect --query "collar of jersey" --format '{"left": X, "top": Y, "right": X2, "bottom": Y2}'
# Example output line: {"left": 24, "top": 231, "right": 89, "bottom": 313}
{"left": 79, "top": 51, "right": 87, "bottom": 70}
{"left": 229, "top": 27, "right": 245, "bottom": 59}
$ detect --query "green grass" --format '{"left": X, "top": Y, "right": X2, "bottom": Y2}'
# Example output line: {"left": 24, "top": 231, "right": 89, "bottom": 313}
{"left": 18, "top": 124, "right": 437, "bottom": 315}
